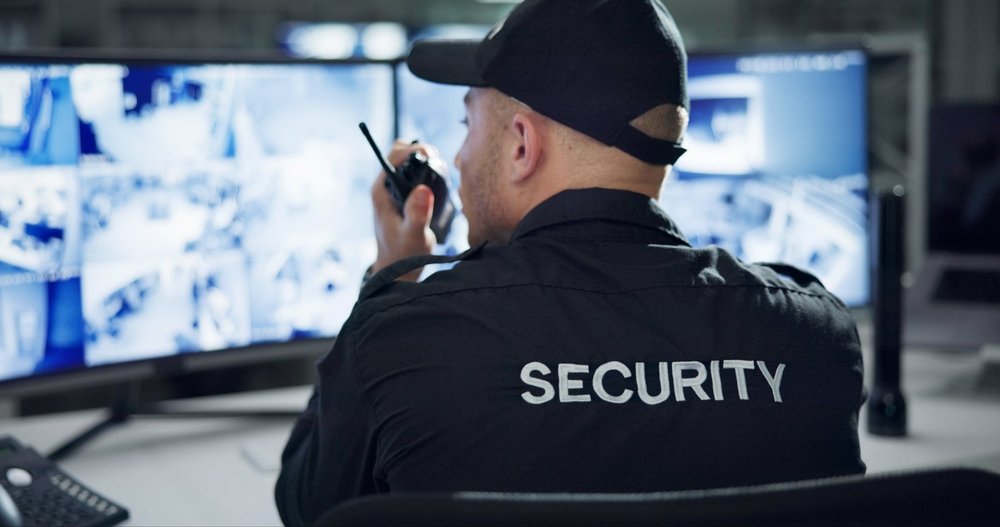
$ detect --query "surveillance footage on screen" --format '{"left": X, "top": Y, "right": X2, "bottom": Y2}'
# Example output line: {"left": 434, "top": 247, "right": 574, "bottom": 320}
{"left": 0, "top": 61, "right": 392, "bottom": 381}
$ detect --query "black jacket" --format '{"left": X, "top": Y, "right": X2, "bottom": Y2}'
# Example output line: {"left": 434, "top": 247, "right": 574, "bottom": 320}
{"left": 275, "top": 188, "right": 866, "bottom": 526}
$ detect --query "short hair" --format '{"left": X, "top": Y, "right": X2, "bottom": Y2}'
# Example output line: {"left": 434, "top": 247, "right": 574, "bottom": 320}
{"left": 629, "top": 103, "right": 689, "bottom": 143}
{"left": 492, "top": 91, "right": 688, "bottom": 166}
{"left": 548, "top": 103, "right": 689, "bottom": 166}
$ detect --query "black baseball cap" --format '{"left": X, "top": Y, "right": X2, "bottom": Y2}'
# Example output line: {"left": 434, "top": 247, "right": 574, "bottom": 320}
{"left": 407, "top": 0, "right": 687, "bottom": 166}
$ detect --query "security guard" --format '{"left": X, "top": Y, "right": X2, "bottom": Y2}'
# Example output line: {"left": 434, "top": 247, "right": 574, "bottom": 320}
{"left": 275, "top": 1, "right": 865, "bottom": 524}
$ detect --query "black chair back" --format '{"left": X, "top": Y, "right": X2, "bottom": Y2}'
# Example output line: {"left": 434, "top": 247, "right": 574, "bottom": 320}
{"left": 319, "top": 468, "right": 1000, "bottom": 526}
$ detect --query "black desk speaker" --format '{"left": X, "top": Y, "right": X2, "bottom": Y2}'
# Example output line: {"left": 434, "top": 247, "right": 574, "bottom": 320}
{"left": 868, "top": 186, "right": 907, "bottom": 436}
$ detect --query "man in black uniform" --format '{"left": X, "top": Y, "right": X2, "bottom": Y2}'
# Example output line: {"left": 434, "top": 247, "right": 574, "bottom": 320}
{"left": 275, "top": 0, "right": 866, "bottom": 524}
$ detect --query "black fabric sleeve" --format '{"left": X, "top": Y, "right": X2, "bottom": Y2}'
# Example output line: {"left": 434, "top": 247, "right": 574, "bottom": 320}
{"left": 274, "top": 331, "right": 381, "bottom": 526}
{"left": 274, "top": 388, "right": 319, "bottom": 526}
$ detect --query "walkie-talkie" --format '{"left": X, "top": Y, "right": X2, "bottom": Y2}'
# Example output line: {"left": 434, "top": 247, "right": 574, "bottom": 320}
{"left": 359, "top": 122, "right": 456, "bottom": 243}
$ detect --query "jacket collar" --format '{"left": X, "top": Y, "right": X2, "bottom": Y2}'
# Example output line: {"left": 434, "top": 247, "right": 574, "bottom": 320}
{"left": 510, "top": 188, "right": 691, "bottom": 247}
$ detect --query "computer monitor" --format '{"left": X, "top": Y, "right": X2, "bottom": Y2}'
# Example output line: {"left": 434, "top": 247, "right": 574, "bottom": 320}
{"left": 902, "top": 103, "right": 1000, "bottom": 351}
{"left": 0, "top": 54, "right": 396, "bottom": 396}
{"left": 664, "top": 48, "right": 869, "bottom": 307}
{"left": 927, "top": 104, "right": 1000, "bottom": 255}
{"left": 397, "top": 48, "right": 871, "bottom": 307}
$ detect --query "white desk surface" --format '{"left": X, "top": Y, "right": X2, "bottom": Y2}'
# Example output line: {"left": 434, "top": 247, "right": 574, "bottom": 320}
{"left": 2, "top": 324, "right": 1000, "bottom": 526}
{"left": 1, "top": 387, "right": 309, "bottom": 526}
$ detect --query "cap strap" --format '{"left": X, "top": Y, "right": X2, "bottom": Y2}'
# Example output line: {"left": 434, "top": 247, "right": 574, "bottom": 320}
{"left": 613, "top": 125, "right": 686, "bottom": 166}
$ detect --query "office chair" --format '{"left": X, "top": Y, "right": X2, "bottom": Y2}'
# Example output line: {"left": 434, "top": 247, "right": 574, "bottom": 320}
{"left": 318, "top": 467, "right": 1000, "bottom": 526}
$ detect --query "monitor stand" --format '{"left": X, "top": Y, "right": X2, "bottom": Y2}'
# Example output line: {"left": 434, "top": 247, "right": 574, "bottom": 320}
{"left": 47, "top": 381, "right": 302, "bottom": 462}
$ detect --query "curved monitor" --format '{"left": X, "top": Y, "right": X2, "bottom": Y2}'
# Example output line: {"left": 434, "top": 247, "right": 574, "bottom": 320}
{"left": 0, "top": 54, "right": 395, "bottom": 396}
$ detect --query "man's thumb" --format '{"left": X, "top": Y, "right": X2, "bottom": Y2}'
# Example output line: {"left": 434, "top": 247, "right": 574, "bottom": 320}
{"left": 404, "top": 185, "right": 434, "bottom": 229}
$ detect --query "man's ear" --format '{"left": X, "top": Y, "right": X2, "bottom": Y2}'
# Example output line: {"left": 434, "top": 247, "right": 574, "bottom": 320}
{"left": 510, "top": 112, "right": 541, "bottom": 184}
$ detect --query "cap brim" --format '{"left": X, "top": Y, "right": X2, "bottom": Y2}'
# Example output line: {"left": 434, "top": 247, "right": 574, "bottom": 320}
{"left": 407, "top": 39, "right": 488, "bottom": 87}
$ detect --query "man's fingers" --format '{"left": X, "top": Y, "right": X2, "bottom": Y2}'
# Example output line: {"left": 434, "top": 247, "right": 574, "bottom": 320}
{"left": 403, "top": 185, "right": 434, "bottom": 230}
{"left": 370, "top": 142, "right": 438, "bottom": 276}
{"left": 387, "top": 142, "right": 442, "bottom": 168}
{"left": 371, "top": 171, "right": 398, "bottom": 216}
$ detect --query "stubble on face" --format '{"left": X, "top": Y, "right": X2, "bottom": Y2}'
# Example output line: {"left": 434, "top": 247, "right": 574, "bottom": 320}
{"left": 459, "top": 89, "right": 516, "bottom": 246}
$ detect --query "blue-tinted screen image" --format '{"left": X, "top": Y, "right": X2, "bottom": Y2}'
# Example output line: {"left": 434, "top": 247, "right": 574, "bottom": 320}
{"left": 0, "top": 60, "right": 394, "bottom": 383}
{"left": 662, "top": 50, "right": 869, "bottom": 307}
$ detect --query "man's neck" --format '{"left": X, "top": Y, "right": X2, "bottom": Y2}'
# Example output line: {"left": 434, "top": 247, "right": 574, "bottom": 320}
{"left": 512, "top": 139, "right": 669, "bottom": 227}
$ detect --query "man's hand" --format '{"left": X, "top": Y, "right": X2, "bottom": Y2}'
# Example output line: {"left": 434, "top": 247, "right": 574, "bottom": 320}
{"left": 371, "top": 140, "right": 444, "bottom": 281}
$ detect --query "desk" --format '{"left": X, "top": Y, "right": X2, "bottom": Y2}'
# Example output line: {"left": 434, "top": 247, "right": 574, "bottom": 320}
{"left": 859, "top": 346, "right": 1000, "bottom": 474}
{"left": 2, "top": 332, "right": 1000, "bottom": 526}
{"left": 1, "top": 387, "right": 310, "bottom": 526}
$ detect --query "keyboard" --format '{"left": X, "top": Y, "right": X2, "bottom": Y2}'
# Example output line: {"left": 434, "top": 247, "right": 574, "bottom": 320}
{"left": 1, "top": 435, "right": 129, "bottom": 527}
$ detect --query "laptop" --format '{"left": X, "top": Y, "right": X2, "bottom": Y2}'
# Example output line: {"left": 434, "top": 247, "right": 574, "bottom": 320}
{"left": 904, "top": 104, "right": 1000, "bottom": 351}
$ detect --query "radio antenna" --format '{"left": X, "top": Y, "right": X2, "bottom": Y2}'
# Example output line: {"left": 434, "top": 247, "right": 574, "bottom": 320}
{"left": 358, "top": 122, "right": 396, "bottom": 176}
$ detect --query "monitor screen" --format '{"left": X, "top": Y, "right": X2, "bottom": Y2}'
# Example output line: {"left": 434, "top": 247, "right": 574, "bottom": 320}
{"left": 0, "top": 57, "right": 395, "bottom": 388}
{"left": 663, "top": 49, "right": 870, "bottom": 307}
{"left": 397, "top": 49, "right": 871, "bottom": 307}
{"left": 927, "top": 104, "right": 1000, "bottom": 255}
